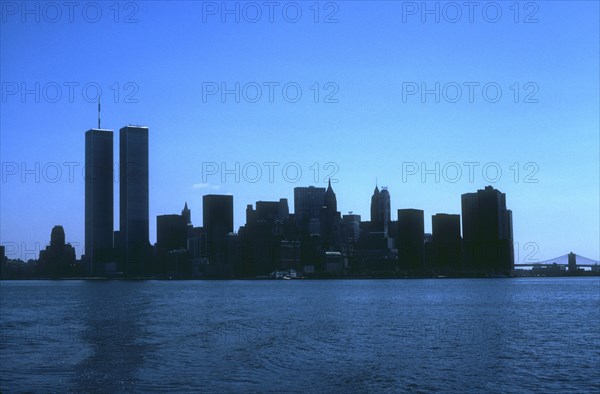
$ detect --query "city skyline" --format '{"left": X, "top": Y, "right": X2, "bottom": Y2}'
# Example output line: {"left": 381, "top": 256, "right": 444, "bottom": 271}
{"left": 1, "top": 2, "right": 598, "bottom": 392}
{"left": 1, "top": 115, "right": 599, "bottom": 263}
{"left": 1, "top": 1, "right": 599, "bottom": 262}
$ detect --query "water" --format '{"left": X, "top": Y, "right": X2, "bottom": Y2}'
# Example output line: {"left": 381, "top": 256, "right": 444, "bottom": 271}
{"left": 1, "top": 278, "right": 599, "bottom": 393}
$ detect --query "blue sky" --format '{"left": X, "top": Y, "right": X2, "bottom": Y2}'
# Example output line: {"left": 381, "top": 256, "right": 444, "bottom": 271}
{"left": 1, "top": 1, "right": 598, "bottom": 262}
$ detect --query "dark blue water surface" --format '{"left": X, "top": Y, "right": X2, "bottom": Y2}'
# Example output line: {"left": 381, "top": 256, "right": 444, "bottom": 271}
{"left": 1, "top": 278, "right": 599, "bottom": 393}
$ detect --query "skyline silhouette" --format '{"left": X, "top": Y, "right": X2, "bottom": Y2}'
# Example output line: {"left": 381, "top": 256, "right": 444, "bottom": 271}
{"left": 1, "top": 1, "right": 599, "bottom": 263}
{"left": 2, "top": 2, "right": 599, "bottom": 393}
{"left": 0, "top": 119, "right": 597, "bottom": 278}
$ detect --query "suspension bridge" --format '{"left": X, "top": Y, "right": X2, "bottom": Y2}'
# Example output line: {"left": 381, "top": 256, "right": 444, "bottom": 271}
{"left": 514, "top": 252, "right": 600, "bottom": 269}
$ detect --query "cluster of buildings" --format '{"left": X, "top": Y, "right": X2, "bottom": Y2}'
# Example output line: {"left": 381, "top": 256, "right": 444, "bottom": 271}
{"left": 0, "top": 125, "right": 519, "bottom": 279}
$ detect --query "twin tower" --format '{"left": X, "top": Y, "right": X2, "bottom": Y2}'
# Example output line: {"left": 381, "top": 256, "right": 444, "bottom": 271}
{"left": 85, "top": 125, "right": 149, "bottom": 276}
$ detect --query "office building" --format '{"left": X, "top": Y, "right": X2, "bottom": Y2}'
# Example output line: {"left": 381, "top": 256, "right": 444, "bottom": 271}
{"left": 397, "top": 209, "right": 425, "bottom": 272}
{"left": 431, "top": 213, "right": 462, "bottom": 273}
{"left": 85, "top": 128, "right": 113, "bottom": 275}
{"left": 294, "top": 186, "right": 325, "bottom": 233}
{"left": 461, "top": 186, "right": 514, "bottom": 274}
{"left": 120, "top": 125, "right": 150, "bottom": 276}
{"left": 203, "top": 194, "right": 233, "bottom": 265}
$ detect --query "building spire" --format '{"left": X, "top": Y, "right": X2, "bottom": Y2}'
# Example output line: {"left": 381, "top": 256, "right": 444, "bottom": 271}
{"left": 97, "top": 96, "right": 101, "bottom": 129}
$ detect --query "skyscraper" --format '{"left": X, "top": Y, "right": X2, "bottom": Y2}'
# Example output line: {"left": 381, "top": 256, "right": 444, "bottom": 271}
{"left": 461, "top": 186, "right": 514, "bottom": 275}
{"left": 119, "top": 125, "right": 149, "bottom": 276}
{"left": 37, "top": 226, "right": 77, "bottom": 277}
{"left": 157, "top": 215, "right": 188, "bottom": 253}
{"left": 320, "top": 180, "right": 343, "bottom": 247}
{"left": 370, "top": 185, "right": 380, "bottom": 225}
{"left": 431, "top": 213, "right": 462, "bottom": 273}
{"left": 294, "top": 186, "right": 325, "bottom": 233}
{"left": 85, "top": 128, "right": 113, "bottom": 275}
{"left": 324, "top": 179, "right": 337, "bottom": 213}
{"left": 203, "top": 194, "right": 234, "bottom": 265}
{"left": 182, "top": 202, "right": 191, "bottom": 225}
{"left": 342, "top": 214, "right": 361, "bottom": 242}
{"left": 370, "top": 185, "right": 391, "bottom": 234}
{"left": 396, "top": 209, "right": 425, "bottom": 272}
{"left": 156, "top": 213, "right": 188, "bottom": 276}
{"left": 242, "top": 199, "right": 288, "bottom": 276}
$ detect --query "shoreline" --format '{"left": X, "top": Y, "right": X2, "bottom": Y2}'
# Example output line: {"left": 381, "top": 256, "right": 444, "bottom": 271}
{"left": 1, "top": 274, "right": 599, "bottom": 281}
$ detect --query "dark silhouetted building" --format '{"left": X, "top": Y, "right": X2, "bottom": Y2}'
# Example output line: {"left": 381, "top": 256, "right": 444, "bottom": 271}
{"left": 0, "top": 245, "right": 6, "bottom": 278}
{"left": 182, "top": 202, "right": 191, "bottom": 225}
{"left": 430, "top": 213, "right": 462, "bottom": 273}
{"left": 568, "top": 252, "right": 577, "bottom": 273}
{"left": 37, "top": 226, "right": 78, "bottom": 277}
{"left": 156, "top": 214, "right": 188, "bottom": 275}
{"left": 397, "top": 209, "right": 424, "bottom": 272}
{"left": 157, "top": 214, "right": 188, "bottom": 251}
{"left": 187, "top": 226, "right": 208, "bottom": 268}
{"left": 343, "top": 214, "right": 361, "bottom": 243}
{"left": 294, "top": 186, "right": 325, "bottom": 234}
{"left": 203, "top": 194, "right": 233, "bottom": 266}
{"left": 461, "top": 186, "right": 514, "bottom": 275}
{"left": 120, "top": 125, "right": 150, "bottom": 276}
{"left": 320, "top": 180, "right": 343, "bottom": 248}
{"left": 241, "top": 199, "right": 289, "bottom": 276}
{"left": 85, "top": 128, "right": 114, "bottom": 275}
{"left": 371, "top": 185, "right": 391, "bottom": 235}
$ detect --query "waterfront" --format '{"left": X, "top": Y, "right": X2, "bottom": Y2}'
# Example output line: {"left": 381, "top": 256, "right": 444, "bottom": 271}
{"left": 1, "top": 278, "right": 599, "bottom": 392}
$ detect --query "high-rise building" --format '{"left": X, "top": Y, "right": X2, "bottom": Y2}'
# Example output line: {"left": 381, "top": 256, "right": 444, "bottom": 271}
{"left": 294, "top": 186, "right": 325, "bottom": 233}
{"left": 461, "top": 186, "right": 514, "bottom": 274}
{"left": 241, "top": 198, "right": 290, "bottom": 276}
{"left": 156, "top": 214, "right": 189, "bottom": 276}
{"left": 343, "top": 214, "right": 361, "bottom": 242}
{"left": 320, "top": 180, "right": 343, "bottom": 247}
{"left": 37, "top": 226, "right": 78, "bottom": 277}
{"left": 396, "top": 209, "right": 425, "bottom": 271}
{"left": 370, "top": 185, "right": 380, "bottom": 224}
{"left": 157, "top": 215, "right": 188, "bottom": 253}
{"left": 370, "top": 185, "right": 391, "bottom": 234}
{"left": 203, "top": 194, "right": 233, "bottom": 265}
{"left": 85, "top": 128, "right": 113, "bottom": 275}
{"left": 255, "top": 201, "right": 284, "bottom": 222}
{"left": 182, "top": 202, "right": 191, "bottom": 225}
{"left": 119, "top": 125, "right": 149, "bottom": 276}
{"left": 324, "top": 180, "right": 337, "bottom": 213}
{"left": 431, "top": 213, "right": 462, "bottom": 273}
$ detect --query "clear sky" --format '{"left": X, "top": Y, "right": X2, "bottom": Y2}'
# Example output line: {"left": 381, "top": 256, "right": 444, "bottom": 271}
{"left": 1, "top": 1, "right": 598, "bottom": 262}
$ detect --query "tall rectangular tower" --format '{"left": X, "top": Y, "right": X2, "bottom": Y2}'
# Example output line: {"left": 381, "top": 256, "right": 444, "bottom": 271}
{"left": 294, "top": 186, "right": 325, "bottom": 233}
{"left": 461, "top": 186, "right": 514, "bottom": 275}
{"left": 431, "top": 213, "right": 462, "bottom": 273}
{"left": 396, "top": 209, "right": 425, "bottom": 272}
{"left": 119, "top": 125, "right": 149, "bottom": 276}
{"left": 203, "top": 194, "right": 234, "bottom": 265}
{"left": 85, "top": 128, "right": 114, "bottom": 275}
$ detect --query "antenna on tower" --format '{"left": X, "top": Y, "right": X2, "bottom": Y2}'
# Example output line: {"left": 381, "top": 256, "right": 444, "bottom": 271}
{"left": 97, "top": 96, "right": 101, "bottom": 129}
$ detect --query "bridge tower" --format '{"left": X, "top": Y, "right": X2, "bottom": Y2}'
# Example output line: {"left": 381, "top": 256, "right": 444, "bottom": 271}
{"left": 568, "top": 252, "right": 577, "bottom": 272}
